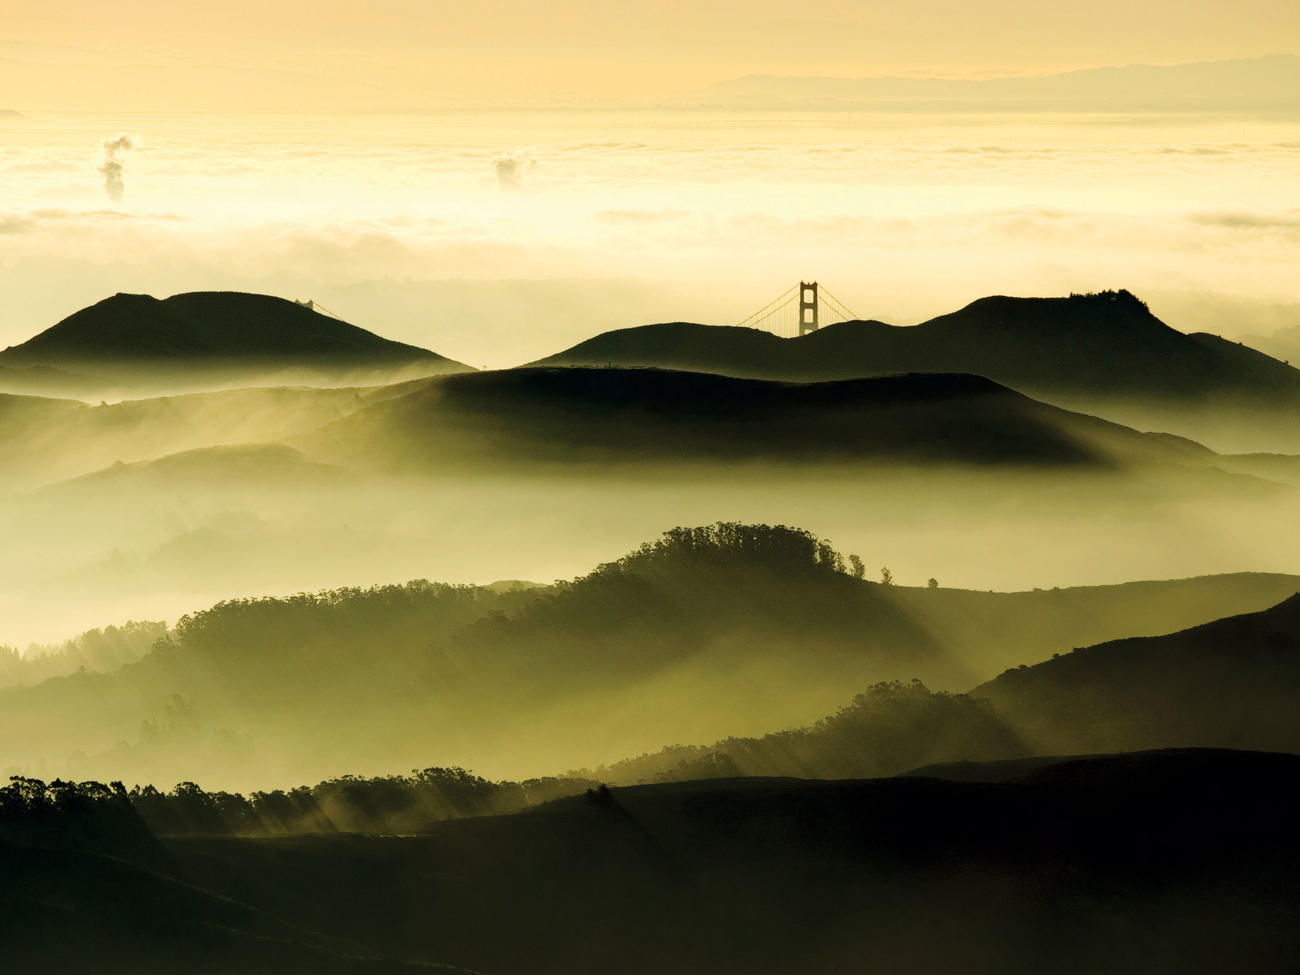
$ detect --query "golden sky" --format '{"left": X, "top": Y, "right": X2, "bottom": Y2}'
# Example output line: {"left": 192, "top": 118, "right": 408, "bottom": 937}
{"left": 4, "top": 0, "right": 1299, "bottom": 110}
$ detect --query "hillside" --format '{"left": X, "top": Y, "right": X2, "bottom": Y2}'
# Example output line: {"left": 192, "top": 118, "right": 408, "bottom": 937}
{"left": 978, "top": 593, "right": 1300, "bottom": 755}
{"left": 158, "top": 751, "right": 1300, "bottom": 975}
{"left": 0, "top": 384, "right": 390, "bottom": 490}
{"left": 0, "top": 291, "right": 471, "bottom": 395}
{"left": 8, "top": 749, "right": 1300, "bottom": 974}
{"left": 533, "top": 291, "right": 1300, "bottom": 451}
{"left": 2, "top": 523, "right": 1298, "bottom": 789}
{"left": 301, "top": 364, "right": 1222, "bottom": 473}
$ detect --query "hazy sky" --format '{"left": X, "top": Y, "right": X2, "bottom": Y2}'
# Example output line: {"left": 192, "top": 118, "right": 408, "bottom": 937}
{"left": 2, "top": 3, "right": 1299, "bottom": 367}
{"left": 4, "top": 1, "right": 1300, "bottom": 109}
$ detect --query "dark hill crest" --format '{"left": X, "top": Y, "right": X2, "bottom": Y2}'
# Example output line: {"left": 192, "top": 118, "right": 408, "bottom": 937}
{"left": 0, "top": 291, "right": 472, "bottom": 391}
{"left": 532, "top": 290, "right": 1300, "bottom": 451}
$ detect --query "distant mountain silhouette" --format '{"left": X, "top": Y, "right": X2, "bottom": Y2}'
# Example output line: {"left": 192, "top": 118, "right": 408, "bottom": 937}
{"left": 533, "top": 291, "right": 1300, "bottom": 450}
{"left": 536, "top": 291, "right": 1299, "bottom": 398}
{"left": 0, "top": 291, "right": 471, "bottom": 395}
{"left": 978, "top": 593, "right": 1300, "bottom": 755}
{"left": 684, "top": 55, "right": 1300, "bottom": 114}
{"left": 303, "top": 364, "right": 1225, "bottom": 472}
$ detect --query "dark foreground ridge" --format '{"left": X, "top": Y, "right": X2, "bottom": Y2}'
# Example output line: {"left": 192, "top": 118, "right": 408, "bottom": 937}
{"left": 3, "top": 749, "right": 1298, "bottom": 974}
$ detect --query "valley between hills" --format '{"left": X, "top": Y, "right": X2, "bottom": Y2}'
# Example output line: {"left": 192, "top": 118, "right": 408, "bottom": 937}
{"left": 2, "top": 287, "right": 1299, "bottom": 973}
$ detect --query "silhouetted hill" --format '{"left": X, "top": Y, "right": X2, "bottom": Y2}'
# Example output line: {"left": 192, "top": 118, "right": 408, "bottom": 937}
{"left": 0, "top": 291, "right": 471, "bottom": 395}
{"left": 979, "top": 593, "right": 1300, "bottom": 755}
{"left": 593, "top": 679, "right": 1025, "bottom": 784}
{"left": 4, "top": 523, "right": 1298, "bottom": 788}
{"left": 8, "top": 750, "right": 1299, "bottom": 973}
{"left": 538, "top": 291, "right": 1300, "bottom": 397}
{"left": 533, "top": 291, "right": 1300, "bottom": 450}
{"left": 303, "top": 364, "right": 1221, "bottom": 472}
{"left": 153, "top": 750, "right": 1300, "bottom": 975}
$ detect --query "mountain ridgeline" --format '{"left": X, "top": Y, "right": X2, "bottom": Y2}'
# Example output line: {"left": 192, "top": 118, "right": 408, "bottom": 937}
{"left": 2, "top": 522, "right": 1299, "bottom": 789}
{"left": 534, "top": 290, "right": 1300, "bottom": 451}
{"left": 299, "top": 365, "right": 1221, "bottom": 473}
{"left": 0, "top": 291, "right": 471, "bottom": 396}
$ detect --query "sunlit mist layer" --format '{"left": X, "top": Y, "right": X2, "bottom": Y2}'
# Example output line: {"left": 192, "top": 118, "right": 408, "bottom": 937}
{"left": 2, "top": 109, "right": 1298, "bottom": 369}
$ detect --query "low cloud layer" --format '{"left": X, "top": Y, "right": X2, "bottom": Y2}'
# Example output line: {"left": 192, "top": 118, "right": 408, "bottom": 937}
{"left": 0, "top": 111, "right": 1297, "bottom": 366}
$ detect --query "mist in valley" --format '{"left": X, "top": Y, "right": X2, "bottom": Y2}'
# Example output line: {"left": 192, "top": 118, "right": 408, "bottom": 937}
{"left": 5, "top": 10, "right": 1300, "bottom": 970}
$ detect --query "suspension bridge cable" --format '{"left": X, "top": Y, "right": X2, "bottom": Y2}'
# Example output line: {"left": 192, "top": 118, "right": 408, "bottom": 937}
{"left": 735, "top": 284, "right": 799, "bottom": 327}
{"left": 743, "top": 292, "right": 800, "bottom": 329}
{"left": 817, "top": 287, "right": 860, "bottom": 322}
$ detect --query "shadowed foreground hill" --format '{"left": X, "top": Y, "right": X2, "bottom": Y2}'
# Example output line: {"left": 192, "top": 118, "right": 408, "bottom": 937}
{"left": 141, "top": 751, "right": 1300, "bottom": 974}
{"left": 979, "top": 593, "right": 1300, "bottom": 754}
{"left": 303, "top": 365, "right": 1219, "bottom": 472}
{"left": 0, "top": 291, "right": 471, "bottom": 396}
{"left": 533, "top": 291, "right": 1300, "bottom": 450}
{"left": 4, "top": 750, "right": 1297, "bottom": 974}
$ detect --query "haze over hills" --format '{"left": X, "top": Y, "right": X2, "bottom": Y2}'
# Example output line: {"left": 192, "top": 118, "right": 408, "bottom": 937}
{"left": 0, "top": 291, "right": 471, "bottom": 397}
{"left": 8, "top": 749, "right": 1300, "bottom": 974}
{"left": 683, "top": 55, "right": 1300, "bottom": 113}
{"left": 3, "top": 523, "right": 1299, "bottom": 789}
{"left": 978, "top": 592, "right": 1300, "bottom": 757}
{"left": 533, "top": 290, "right": 1300, "bottom": 452}
{"left": 299, "top": 364, "right": 1225, "bottom": 473}
{"left": 1248, "top": 322, "right": 1300, "bottom": 365}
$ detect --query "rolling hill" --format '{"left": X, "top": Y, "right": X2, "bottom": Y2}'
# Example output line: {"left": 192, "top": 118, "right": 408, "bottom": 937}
{"left": 155, "top": 751, "right": 1300, "bottom": 974}
{"left": 0, "top": 291, "right": 471, "bottom": 396}
{"left": 532, "top": 291, "right": 1300, "bottom": 451}
{"left": 300, "top": 364, "right": 1224, "bottom": 473}
{"left": 978, "top": 593, "right": 1300, "bottom": 755}
{"left": 3, "top": 523, "right": 1298, "bottom": 789}
{"left": 9, "top": 749, "right": 1300, "bottom": 974}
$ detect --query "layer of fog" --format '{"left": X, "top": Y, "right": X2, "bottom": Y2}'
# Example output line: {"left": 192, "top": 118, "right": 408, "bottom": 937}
{"left": 3, "top": 463, "right": 1297, "bottom": 650}
{"left": 1, "top": 110, "right": 1298, "bottom": 369}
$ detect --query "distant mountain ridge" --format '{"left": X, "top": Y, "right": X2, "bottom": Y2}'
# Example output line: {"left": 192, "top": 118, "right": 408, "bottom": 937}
{"left": 536, "top": 291, "right": 1300, "bottom": 396}
{"left": 534, "top": 290, "right": 1300, "bottom": 451}
{"left": 0, "top": 291, "right": 472, "bottom": 395}
{"left": 684, "top": 55, "right": 1300, "bottom": 112}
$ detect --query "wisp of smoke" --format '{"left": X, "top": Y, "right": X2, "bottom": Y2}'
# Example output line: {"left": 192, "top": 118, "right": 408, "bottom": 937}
{"left": 98, "top": 133, "right": 136, "bottom": 204}
{"left": 493, "top": 149, "right": 535, "bottom": 190}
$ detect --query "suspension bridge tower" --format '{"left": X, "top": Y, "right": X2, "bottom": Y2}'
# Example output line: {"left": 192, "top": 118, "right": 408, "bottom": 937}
{"left": 734, "top": 280, "right": 857, "bottom": 336}
{"left": 799, "top": 281, "right": 819, "bottom": 335}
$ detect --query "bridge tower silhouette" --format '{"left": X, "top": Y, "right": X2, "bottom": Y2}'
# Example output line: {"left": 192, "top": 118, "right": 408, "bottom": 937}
{"left": 735, "top": 281, "right": 859, "bottom": 337}
{"left": 799, "top": 282, "right": 818, "bottom": 335}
